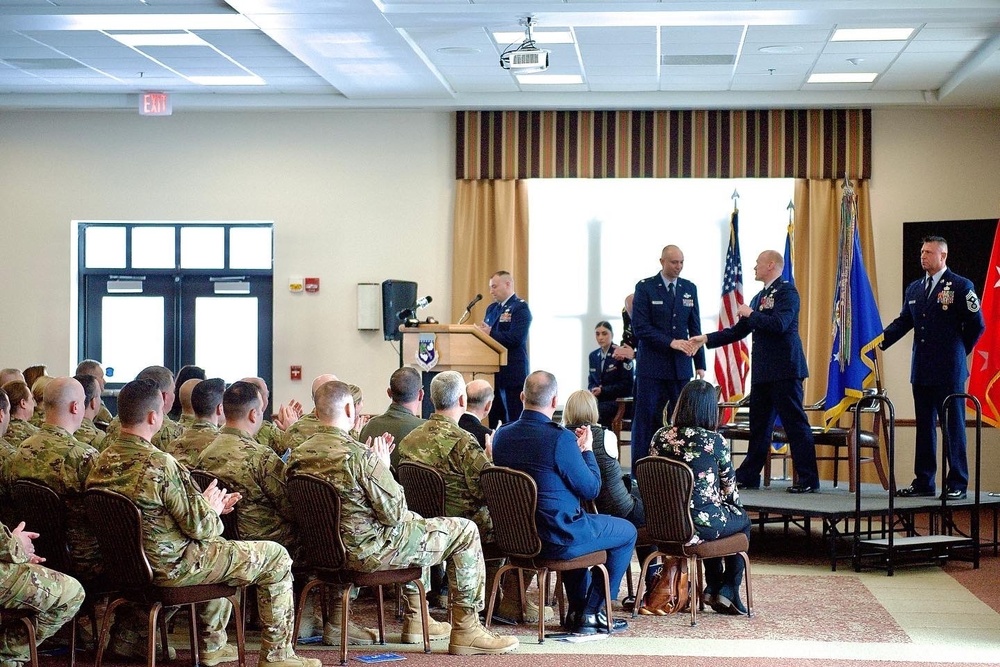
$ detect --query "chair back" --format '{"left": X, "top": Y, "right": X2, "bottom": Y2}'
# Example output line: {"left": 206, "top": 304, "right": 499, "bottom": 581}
{"left": 285, "top": 474, "right": 347, "bottom": 571}
{"left": 479, "top": 467, "right": 542, "bottom": 559}
{"left": 83, "top": 488, "right": 154, "bottom": 589}
{"left": 10, "top": 479, "right": 71, "bottom": 573}
{"left": 189, "top": 470, "right": 241, "bottom": 539}
{"left": 396, "top": 461, "right": 445, "bottom": 519}
{"left": 634, "top": 457, "right": 696, "bottom": 546}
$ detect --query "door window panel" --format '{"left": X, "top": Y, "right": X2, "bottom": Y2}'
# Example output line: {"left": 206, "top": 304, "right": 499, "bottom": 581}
{"left": 85, "top": 226, "right": 126, "bottom": 268}
{"left": 101, "top": 296, "right": 164, "bottom": 381}
{"left": 132, "top": 227, "right": 176, "bottom": 268}
{"left": 195, "top": 296, "right": 259, "bottom": 382}
{"left": 181, "top": 227, "right": 225, "bottom": 268}
{"left": 230, "top": 227, "right": 272, "bottom": 269}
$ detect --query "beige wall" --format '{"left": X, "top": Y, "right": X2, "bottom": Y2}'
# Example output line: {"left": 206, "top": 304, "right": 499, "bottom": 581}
{"left": 0, "top": 106, "right": 997, "bottom": 488}
{"left": 0, "top": 109, "right": 454, "bottom": 411}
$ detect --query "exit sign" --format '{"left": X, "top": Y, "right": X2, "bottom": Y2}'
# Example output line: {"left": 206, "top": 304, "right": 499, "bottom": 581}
{"left": 139, "top": 92, "right": 172, "bottom": 116}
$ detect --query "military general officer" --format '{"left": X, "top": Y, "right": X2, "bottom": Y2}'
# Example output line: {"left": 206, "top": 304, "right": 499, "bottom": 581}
{"left": 287, "top": 380, "right": 518, "bottom": 656}
{"left": 476, "top": 270, "right": 531, "bottom": 428}
{"left": 691, "top": 249, "right": 820, "bottom": 493}
{"left": 631, "top": 245, "right": 706, "bottom": 464}
{"left": 881, "top": 236, "right": 985, "bottom": 500}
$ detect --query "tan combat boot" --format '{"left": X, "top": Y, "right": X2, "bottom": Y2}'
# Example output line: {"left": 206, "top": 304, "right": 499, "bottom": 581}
{"left": 448, "top": 606, "right": 519, "bottom": 656}
{"left": 322, "top": 604, "right": 378, "bottom": 646}
{"left": 497, "top": 572, "right": 554, "bottom": 623}
{"left": 400, "top": 593, "right": 451, "bottom": 643}
{"left": 259, "top": 654, "right": 322, "bottom": 667}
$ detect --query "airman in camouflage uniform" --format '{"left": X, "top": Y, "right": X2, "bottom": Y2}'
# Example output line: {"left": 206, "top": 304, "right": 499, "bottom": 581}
{"left": 86, "top": 379, "right": 321, "bottom": 667}
{"left": 195, "top": 382, "right": 297, "bottom": 552}
{"left": 105, "top": 365, "right": 185, "bottom": 451}
{"left": 6, "top": 378, "right": 103, "bottom": 581}
{"left": 1, "top": 382, "right": 38, "bottom": 448}
{"left": 72, "top": 373, "right": 106, "bottom": 450}
{"left": 0, "top": 389, "right": 16, "bottom": 527}
{"left": 279, "top": 373, "right": 337, "bottom": 453}
{"left": 0, "top": 520, "right": 85, "bottom": 667}
{"left": 240, "top": 377, "right": 293, "bottom": 458}
{"left": 287, "top": 380, "right": 517, "bottom": 656}
{"left": 166, "top": 378, "right": 224, "bottom": 469}
{"left": 398, "top": 372, "right": 493, "bottom": 542}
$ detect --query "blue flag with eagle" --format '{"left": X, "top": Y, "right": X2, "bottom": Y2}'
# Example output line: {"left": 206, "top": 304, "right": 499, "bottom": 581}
{"left": 823, "top": 182, "right": 883, "bottom": 428}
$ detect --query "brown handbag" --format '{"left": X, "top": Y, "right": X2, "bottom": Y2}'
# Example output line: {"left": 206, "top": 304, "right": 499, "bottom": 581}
{"left": 638, "top": 556, "right": 690, "bottom": 615}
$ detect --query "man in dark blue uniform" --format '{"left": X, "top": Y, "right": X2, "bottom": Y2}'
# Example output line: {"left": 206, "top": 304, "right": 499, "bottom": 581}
{"left": 476, "top": 270, "right": 531, "bottom": 428}
{"left": 631, "top": 245, "right": 706, "bottom": 464}
{"left": 493, "top": 371, "right": 636, "bottom": 634}
{"left": 881, "top": 236, "right": 984, "bottom": 500}
{"left": 691, "top": 249, "right": 820, "bottom": 493}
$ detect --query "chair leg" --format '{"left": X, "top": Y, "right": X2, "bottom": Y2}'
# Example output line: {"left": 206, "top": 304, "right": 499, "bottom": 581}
{"left": 597, "top": 564, "right": 612, "bottom": 633}
{"left": 339, "top": 586, "right": 351, "bottom": 666}
{"left": 186, "top": 603, "right": 199, "bottom": 666}
{"left": 847, "top": 440, "right": 857, "bottom": 492}
{"left": 226, "top": 594, "right": 247, "bottom": 667}
{"left": 15, "top": 614, "right": 39, "bottom": 667}
{"left": 147, "top": 603, "right": 162, "bottom": 667}
{"left": 292, "top": 579, "right": 323, "bottom": 647}
{"left": 687, "top": 556, "right": 698, "bottom": 627}
{"left": 374, "top": 586, "right": 386, "bottom": 645}
{"left": 740, "top": 552, "right": 753, "bottom": 618}
{"left": 94, "top": 597, "right": 128, "bottom": 667}
{"left": 632, "top": 550, "right": 661, "bottom": 618}
{"left": 624, "top": 561, "right": 635, "bottom": 599}
{"left": 537, "top": 569, "right": 546, "bottom": 644}
{"left": 483, "top": 563, "right": 514, "bottom": 629}
{"left": 68, "top": 608, "right": 76, "bottom": 667}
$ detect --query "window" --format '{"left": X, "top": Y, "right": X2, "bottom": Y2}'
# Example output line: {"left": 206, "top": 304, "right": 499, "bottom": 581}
{"left": 528, "top": 178, "right": 794, "bottom": 394}
{"left": 78, "top": 223, "right": 274, "bottom": 405}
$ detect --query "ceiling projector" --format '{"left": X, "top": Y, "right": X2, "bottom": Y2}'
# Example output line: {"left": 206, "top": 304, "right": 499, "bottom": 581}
{"left": 499, "top": 18, "right": 550, "bottom": 73}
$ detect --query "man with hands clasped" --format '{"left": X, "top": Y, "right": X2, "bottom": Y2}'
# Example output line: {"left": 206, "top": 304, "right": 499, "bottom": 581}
{"left": 685, "top": 250, "right": 820, "bottom": 494}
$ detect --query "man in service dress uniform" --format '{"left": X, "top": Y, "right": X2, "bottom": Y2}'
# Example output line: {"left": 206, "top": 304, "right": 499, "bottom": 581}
{"left": 476, "top": 270, "right": 531, "bottom": 428}
{"left": 287, "top": 380, "right": 518, "bottom": 656}
{"left": 87, "top": 379, "right": 321, "bottom": 667}
{"left": 881, "top": 236, "right": 985, "bottom": 500}
{"left": 631, "top": 245, "right": 706, "bottom": 464}
{"left": 691, "top": 249, "right": 820, "bottom": 493}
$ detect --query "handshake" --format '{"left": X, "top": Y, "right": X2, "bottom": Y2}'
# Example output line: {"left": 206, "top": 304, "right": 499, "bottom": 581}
{"left": 672, "top": 334, "right": 707, "bottom": 357}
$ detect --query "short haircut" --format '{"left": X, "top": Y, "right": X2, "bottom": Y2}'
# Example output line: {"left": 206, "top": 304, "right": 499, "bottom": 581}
{"left": 75, "top": 359, "right": 103, "bottom": 376}
{"left": 43, "top": 378, "right": 83, "bottom": 411}
{"left": 0, "top": 369, "right": 24, "bottom": 386}
{"left": 136, "top": 365, "right": 174, "bottom": 393}
{"left": 523, "top": 371, "right": 557, "bottom": 408}
{"left": 223, "top": 381, "right": 261, "bottom": 420}
{"left": 492, "top": 270, "right": 512, "bottom": 280}
{"left": 389, "top": 367, "right": 422, "bottom": 403}
{"left": 466, "top": 381, "right": 494, "bottom": 409}
{"left": 595, "top": 320, "right": 613, "bottom": 334}
{"left": 174, "top": 364, "right": 207, "bottom": 390}
{"left": 562, "top": 389, "right": 599, "bottom": 426}
{"left": 430, "top": 371, "right": 464, "bottom": 410}
{"left": 923, "top": 235, "right": 948, "bottom": 250}
{"left": 74, "top": 374, "right": 100, "bottom": 406}
{"left": 118, "top": 379, "right": 162, "bottom": 427}
{"left": 672, "top": 379, "right": 719, "bottom": 431}
{"left": 0, "top": 388, "right": 9, "bottom": 413}
{"left": 192, "top": 378, "right": 226, "bottom": 418}
{"left": 348, "top": 384, "right": 364, "bottom": 407}
{"left": 315, "top": 380, "right": 353, "bottom": 421}
{"left": 2, "top": 381, "right": 31, "bottom": 408}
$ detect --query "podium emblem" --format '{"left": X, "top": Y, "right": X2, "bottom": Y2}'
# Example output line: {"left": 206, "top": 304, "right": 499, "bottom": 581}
{"left": 415, "top": 333, "right": 439, "bottom": 371}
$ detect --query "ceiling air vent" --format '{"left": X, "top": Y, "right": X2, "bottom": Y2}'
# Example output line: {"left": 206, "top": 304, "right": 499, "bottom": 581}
{"left": 661, "top": 55, "right": 736, "bottom": 66}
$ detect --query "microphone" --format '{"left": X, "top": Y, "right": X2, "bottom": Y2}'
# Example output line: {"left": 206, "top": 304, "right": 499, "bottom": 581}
{"left": 415, "top": 295, "right": 433, "bottom": 310}
{"left": 464, "top": 294, "right": 483, "bottom": 312}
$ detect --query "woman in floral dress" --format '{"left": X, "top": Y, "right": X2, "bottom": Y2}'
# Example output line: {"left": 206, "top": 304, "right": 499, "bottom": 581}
{"left": 649, "top": 379, "right": 751, "bottom": 615}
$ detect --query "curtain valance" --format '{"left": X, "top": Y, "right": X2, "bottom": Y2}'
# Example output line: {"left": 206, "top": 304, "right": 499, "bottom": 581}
{"left": 456, "top": 109, "right": 871, "bottom": 180}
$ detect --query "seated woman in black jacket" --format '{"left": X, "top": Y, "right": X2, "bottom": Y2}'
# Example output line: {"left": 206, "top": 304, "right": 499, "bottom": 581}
{"left": 563, "top": 389, "right": 653, "bottom": 604}
{"left": 587, "top": 321, "right": 635, "bottom": 430}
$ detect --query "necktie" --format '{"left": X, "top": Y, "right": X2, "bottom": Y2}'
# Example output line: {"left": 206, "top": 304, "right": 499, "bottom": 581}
{"left": 924, "top": 276, "right": 933, "bottom": 300}
{"left": 667, "top": 282, "right": 675, "bottom": 303}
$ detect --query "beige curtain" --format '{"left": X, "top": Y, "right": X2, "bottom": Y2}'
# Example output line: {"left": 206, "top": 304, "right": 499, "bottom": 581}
{"left": 794, "top": 178, "right": 883, "bottom": 482}
{"left": 451, "top": 179, "right": 530, "bottom": 323}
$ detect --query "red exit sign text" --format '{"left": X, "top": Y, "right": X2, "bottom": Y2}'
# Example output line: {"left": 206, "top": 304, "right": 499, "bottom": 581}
{"left": 140, "top": 92, "right": 172, "bottom": 116}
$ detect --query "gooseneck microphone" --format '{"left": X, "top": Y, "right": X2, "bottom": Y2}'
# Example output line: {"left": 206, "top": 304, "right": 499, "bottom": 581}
{"left": 458, "top": 293, "right": 484, "bottom": 324}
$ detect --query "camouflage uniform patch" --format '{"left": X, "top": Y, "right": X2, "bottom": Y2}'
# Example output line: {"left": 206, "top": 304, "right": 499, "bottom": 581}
{"left": 165, "top": 420, "right": 220, "bottom": 470}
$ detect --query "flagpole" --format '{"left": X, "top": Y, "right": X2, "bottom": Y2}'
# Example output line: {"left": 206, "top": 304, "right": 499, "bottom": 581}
{"left": 731, "top": 188, "right": 739, "bottom": 212}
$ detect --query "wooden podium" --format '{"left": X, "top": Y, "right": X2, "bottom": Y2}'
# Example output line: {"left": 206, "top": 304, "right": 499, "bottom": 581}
{"left": 399, "top": 324, "right": 507, "bottom": 381}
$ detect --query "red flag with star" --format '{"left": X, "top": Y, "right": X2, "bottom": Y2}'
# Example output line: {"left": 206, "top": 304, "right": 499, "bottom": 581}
{"left": 968, "top": 219, "right": 1000, "bottom": 426}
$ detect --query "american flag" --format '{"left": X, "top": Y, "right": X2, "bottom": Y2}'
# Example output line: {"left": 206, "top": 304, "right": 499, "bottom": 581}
{"left": 715, "top": 210, "right": 750, "bottom": 413}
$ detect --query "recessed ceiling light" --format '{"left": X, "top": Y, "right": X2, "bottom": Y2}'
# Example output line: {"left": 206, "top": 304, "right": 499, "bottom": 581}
{"left": 494, "top": 30, "right": 574, "bottom": 45}
{"left": 516, "top": 74, "right": 583, "bottom": 85}
{"left": 187, "top": 75, "right": 265, "bottom": 86}
{"left": 436, "top": 46, "right": 481, "bottom": 55}
{"left": 808, "top": 72, "right": 878, "bottom": 83}
{"left": 109, "top": 32, "right": 208, "bottom": 47}
{"left": 758, "top": 45, "right": 804, "bottom": 54}
{"left": 832, "top": 28, "right": 914, "bottom": 41}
